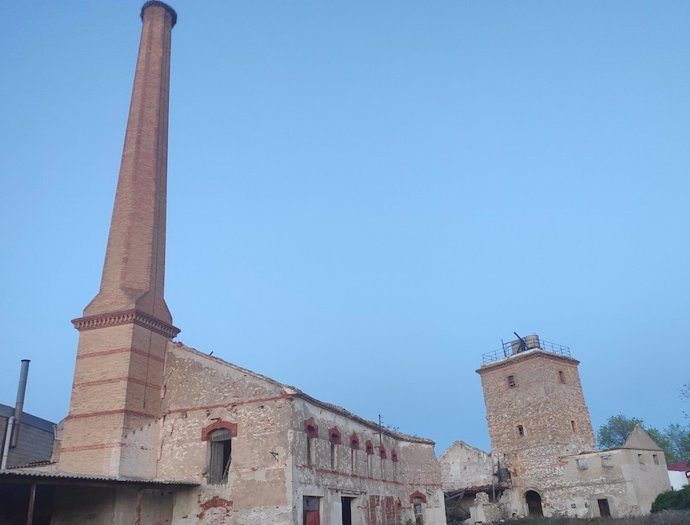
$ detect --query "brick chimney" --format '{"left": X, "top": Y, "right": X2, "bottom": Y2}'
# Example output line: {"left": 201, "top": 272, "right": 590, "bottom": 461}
{"left": 60, "top": 1, "right": 178, "bottom": 477}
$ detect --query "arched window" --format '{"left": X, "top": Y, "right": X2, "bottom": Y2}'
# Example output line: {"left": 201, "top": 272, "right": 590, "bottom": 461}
{"left": 208, "top": 428, "right": 232, "bottom": 484}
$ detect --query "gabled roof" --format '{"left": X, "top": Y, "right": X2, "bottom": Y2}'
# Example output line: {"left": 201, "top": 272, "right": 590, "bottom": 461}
{"left": 620, "top": 424, "right": 662, "bottom": 451}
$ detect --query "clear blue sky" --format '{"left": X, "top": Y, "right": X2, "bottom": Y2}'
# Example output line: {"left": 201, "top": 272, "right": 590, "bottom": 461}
{"left": 1, "top": 1, "right": 688, "bottom": 454}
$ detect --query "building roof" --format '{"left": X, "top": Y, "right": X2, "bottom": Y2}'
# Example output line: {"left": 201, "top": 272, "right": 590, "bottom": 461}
{"left": 620, "top": 424, "right": 663, "bottom": 451}
{"left": 0, "top": 404, "right": 54, "bottom": 433}
{"left": 175, "top": 343, "right": 435, "bottom": 445}
{"left": 667, "top": 460, "right": 689, "bottom": 472}
{"left": 0, "top": 468, "right": 198, "bottom": 487}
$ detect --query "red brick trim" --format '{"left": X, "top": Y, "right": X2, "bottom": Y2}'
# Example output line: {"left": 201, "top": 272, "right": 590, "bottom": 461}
{"left": 66, "top": 408, "right": 156, "bottom": 420}
{"left": 409, "top": 491, "right": 427, "bottom": 503}
{"left": 201, "top": 421, "right": 238, "bottom": 441}
{"left": 328, "top": 426, "right": 342, "bottom": 445}
{"left": 305, "top": 417, "right": 319, "bottom": 438}
{"left": 379, "top": 445, "right": 387, "bottom": 459}
{"left": 197, "top": 496, "right": 232, "bottom": 520}
{"left": 365, "top": 440, "right": 374, "bottom": 455}
{"left": 391, "top": 449, "right": 398, "bottom": 462}
{"left": 60, "top": 442, "right": 124, "bottom": 453}
{"left": 73, "top": 376, "right": 160, "bottom": 389}
{"left": 349, "top": 433, "right": 360, "bottom": 450}
{"left": 295, "top": 464, "right": 443, "bottom": 488}
{"left": 76, "top": 347, "right": 165, "bottom": 363}
{"left": 72, "top": 309, "right": 180, "bottom": 339}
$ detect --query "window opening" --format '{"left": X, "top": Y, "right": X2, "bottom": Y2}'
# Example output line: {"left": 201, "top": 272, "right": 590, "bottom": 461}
{"left": 653, "top": 453, "right": 659, "bottom": 465}
{"left": 601, "top": 455, "right": 612, "bottom": 468}
{"left": 558, "top": 370, "right": 565, "bottom": 384}
{"left": 508, "top": 375, "right": 516, "bottom": 387}
{"left": 208, "top": 428, "right": 232, "bottom": 484}
{"left": 571, "top": 420, "right": 576, "bottom": 432}
{"left": 517, "top": 425, "right": 525, "bottom": 437}
{"left": 413, "top": 500, "right": 424, "bottom": 525}
{"left": 638, "top": 453, "right": 644, "bottom": 464}
{"left": 576, "top": 458, "right": 588, "bottom": 470}
{"left": 305, "top": 419, "right": 318, "bottom": 467}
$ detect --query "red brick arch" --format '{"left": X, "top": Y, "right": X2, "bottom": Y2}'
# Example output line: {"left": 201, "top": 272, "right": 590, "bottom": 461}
{"left": 201, "top": 420, "right": 237, "bottom": 441}
{"left": 304, "top": 417, "right": 319, "bottom": 438}
{"left": 328, "top": 426, "right": 342, "bottom": 445}
{"left": 409, "top": 491, "right": 427, "bottom": 503}
{"left": 365, "top": 440, "right": 374, "bottom": 455}
{"left": 349, "top": 433, "right": 360, "bottom": 450}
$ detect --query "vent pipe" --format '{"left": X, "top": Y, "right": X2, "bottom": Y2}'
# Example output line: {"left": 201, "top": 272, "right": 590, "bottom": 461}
{"left": 14, "top": 359, "right": 30, "bottom": 424}
{"left": 1, "top": 359, "right": 30, "bottom": 469}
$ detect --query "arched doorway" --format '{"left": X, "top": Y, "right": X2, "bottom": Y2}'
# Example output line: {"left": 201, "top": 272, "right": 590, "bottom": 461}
{"left": 525, "top": 490, "right": 543, "bottom": 516}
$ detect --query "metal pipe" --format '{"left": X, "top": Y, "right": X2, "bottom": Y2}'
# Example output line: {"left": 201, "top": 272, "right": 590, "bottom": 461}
{"left": 26, "top": 483, "right": 36, "bottom": 525}
{"left": 11, "top": 360, "right": 30, "bottom": 448}
{"left": 15, "top": 359, "right": 30, "bottom": 424}
{"left": 1, "top": 416, "right": 14, "bottom": 470}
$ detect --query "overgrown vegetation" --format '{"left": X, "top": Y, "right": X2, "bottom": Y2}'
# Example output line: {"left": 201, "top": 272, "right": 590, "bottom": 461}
{"left": 597, "top": 415, "right": 690, "bottom": 463}
{"left": 651, "top": 486, "right": 690, "bottom": 513}
{"left": 508, "top": 511, "right": 690, "bottom": 524}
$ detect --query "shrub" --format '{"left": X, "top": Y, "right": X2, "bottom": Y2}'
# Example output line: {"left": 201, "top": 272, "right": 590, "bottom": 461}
{"left": 651, "top": 485, "right": 690, "bottom": 512}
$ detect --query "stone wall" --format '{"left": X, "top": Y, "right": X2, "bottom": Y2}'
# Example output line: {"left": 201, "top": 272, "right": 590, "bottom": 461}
{"left": 291, "top": 396, "right": 446, "bottom": 524}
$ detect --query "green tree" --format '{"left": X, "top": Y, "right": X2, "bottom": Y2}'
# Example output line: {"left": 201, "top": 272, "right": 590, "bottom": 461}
{"left": 646, "top": 427, "right": 677, "bottom": 463}
{"left": 665, "top": 423, "right": 690, "bottom": 462}
{"left": 597, "top": 415, "right": 690, "bottom": 463}
{"left": 597, "top": 414, "right": 643, "bottom": 449}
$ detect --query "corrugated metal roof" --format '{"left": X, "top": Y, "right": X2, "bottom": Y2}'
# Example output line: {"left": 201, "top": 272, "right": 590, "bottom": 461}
{"left": 0, "top": 468, "right": 199, "bottom": 486}
{"left": 0, "top": 404, "right": 55, "bottom": 433}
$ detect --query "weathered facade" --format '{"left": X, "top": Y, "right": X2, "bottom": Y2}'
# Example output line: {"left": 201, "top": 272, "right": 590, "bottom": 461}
{"left": 0, "top": 3, "right": 446, "bottom": 524}
{"left": 45, "top": 343, "right": 445, "bottom": 524}
{"left": 440, "top": 335, "right": 672, "bottom": 521}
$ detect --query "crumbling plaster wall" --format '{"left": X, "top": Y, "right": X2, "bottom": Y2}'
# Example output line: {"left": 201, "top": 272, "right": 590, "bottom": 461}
{"left": 439, "top": 441, "right": 494, "bottom": 492}
{"left": 155, "top": 343, "right": 295, "bottom": 524}
{"left": 291, "top": 397, "right": 446, "bottom": 525}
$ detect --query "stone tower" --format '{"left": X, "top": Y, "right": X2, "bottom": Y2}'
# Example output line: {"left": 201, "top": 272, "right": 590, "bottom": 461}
{"left": 59, "top": 1, "right": 178, "bottom": 477}
{"left": 476, "top": 335, "right": 596, "bottom": 495}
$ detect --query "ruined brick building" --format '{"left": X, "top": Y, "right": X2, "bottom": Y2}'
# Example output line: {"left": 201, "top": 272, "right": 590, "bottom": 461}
{"left": 0, "top": 3, "right": 445, "bottom": 524}
{"left": 441, "top": 335, "right": 672, "bottom": 521}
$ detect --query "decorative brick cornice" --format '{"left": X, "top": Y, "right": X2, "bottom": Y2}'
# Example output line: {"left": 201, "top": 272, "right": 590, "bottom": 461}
{"left": 72, "top": 309, "right": 180, "bottom": 339}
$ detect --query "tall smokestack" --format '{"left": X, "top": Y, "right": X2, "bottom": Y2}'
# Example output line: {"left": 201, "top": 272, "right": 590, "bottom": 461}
{"left": 60, "top": 2, "right": 179, "bottom": 477}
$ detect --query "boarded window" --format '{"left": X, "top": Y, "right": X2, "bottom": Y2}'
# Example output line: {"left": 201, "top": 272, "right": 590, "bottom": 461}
{"left": 576, "top": 458, "right": 588, "bottom": 470}
{"left": 303, "top": 496, "right": 320, "bottom": 525}
{"left": 208, "top": 428, "right": 232, "bottom": 484}
{"left": 601, "top": 455, "right": 612, "bottom": 468}
{"left": 508, "top": 375, "right": 516, "bottom": 387}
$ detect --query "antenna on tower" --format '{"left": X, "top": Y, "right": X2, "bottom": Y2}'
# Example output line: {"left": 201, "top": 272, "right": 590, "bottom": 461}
{"left": 514, "top": 332, "right": 528, "bottom": 353}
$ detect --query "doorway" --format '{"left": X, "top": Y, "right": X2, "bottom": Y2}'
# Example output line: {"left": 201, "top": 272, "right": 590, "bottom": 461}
{"left": 525, "top": 490, "right": 543, "bottom": 516}
{"left": 341, "top": 496, "right": 354, "bottom": 525}
{"left": 597, "top": 498, "right": 611, "bottom": 517}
